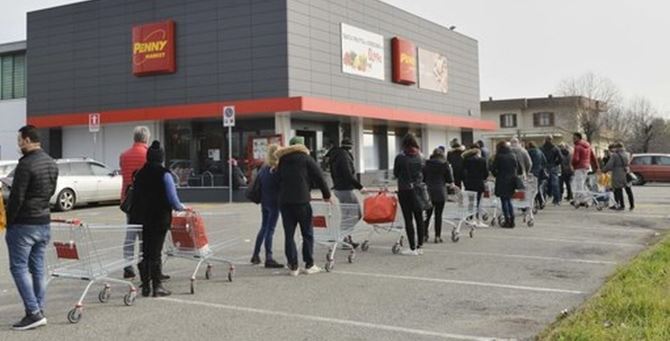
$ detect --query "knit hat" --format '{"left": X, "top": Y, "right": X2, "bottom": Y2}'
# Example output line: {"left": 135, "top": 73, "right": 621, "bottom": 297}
{"left": 146, "top": 140, "right": 165, "bottom": 164}
{"left": 289, "top": 136, "right": 305, "bottom": 146}
{"left": 341, "top": 138, "right": 353, "bottom": 149}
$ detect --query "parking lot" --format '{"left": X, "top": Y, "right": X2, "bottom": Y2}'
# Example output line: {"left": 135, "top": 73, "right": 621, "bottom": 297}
{"left": 0, "top": 185, "right": 668, "bottom": 340}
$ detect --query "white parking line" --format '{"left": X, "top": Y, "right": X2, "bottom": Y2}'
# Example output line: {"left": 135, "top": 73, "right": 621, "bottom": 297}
{"left": 367, "top": 246, "right": 616, "bottom": 265}
{"left": 333, "top": 270, "right": 585, "bottom": 295}
{"left": 158, "top": 297, "right": 507, "bottom": 341}
{"left": 479, "top": 235, "right": 645, "bottom": 247}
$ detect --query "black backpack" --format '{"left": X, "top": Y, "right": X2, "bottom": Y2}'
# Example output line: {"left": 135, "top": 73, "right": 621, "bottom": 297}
{"left": 245, "top": 167, "right": 263, "bottom": 204}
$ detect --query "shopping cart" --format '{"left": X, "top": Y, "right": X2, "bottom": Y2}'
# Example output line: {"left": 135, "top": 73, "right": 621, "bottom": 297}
{"left": 163, "top": 210, "right": 239, "bottom": 294}
{"left": 510, "top": 176, "right": 538, "bottom": 227}
{"left": 574, "top": 173, "right": 614, "bottom": 211}
{"left": 479, "top": 180, "right": 498, "bottom": 225}
{"left": 359, "top": 184, "right": 405, "bottom": 255}
{"left": 46, "top": 219, "right": 142, "bottom": 324}
{"left": 311, "top": 199, "right": 362, "bottom": 271}
{"left": 444, "top": 189, "right": 479, "bottom": 242}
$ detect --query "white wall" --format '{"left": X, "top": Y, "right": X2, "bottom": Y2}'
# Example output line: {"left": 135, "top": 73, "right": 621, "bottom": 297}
{"left": 62, "top": 121, "right": 161, "bottom": 170}
{"left": 422, "top": 126, "right": 448, "bottom": 156}
{"left": 0, "top": 99, "right": 26, "bottom": 160}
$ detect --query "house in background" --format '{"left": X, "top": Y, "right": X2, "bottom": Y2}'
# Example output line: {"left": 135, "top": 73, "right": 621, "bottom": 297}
{"left": 480, "top": 95, "right": 609, "bottom": 154}
{"left": 0, "top": 41, "right": 26, "bottom": 160}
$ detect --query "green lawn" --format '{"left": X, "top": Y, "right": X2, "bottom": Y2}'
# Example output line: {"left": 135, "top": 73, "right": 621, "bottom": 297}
{"left": 539, "top": 233, "right": 670, "bottom": 340}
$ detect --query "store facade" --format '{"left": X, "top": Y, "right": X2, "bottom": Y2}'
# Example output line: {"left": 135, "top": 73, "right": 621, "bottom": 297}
{"left": 27, "top": 0, "right": 494, "bottom": 194}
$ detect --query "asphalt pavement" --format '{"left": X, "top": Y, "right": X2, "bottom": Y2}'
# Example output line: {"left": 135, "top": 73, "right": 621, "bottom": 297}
{"left": 0, "top": 185, "right": 667, "bottom": 340}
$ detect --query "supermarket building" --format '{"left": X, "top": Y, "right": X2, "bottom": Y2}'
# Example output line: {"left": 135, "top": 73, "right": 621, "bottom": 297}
{"left": 26, "top": 0, "right": 494, "bottom": 191}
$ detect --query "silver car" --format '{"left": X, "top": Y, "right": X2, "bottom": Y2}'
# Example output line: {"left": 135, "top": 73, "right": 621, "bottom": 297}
{"left": 2, "top": 158, "right": 122, "bottom": 211}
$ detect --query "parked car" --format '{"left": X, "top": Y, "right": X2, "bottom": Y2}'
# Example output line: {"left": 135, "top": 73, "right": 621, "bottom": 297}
{"left": 629, "top": 153, "right": 670, "bottom": 185}
{"left": 0, "top": 160, "right": 18, "bottom": 178}
{"left": 1, "top": 158, "right": 121, "bottom": 211}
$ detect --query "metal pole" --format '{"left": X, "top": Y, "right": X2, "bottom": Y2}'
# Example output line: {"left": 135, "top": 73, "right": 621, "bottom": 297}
{"left": 228, "top": 125, "right": 233, "bottom": 204}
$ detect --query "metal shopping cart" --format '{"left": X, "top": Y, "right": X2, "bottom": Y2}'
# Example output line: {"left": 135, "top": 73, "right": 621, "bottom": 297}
{"left": 510, "top": 176, "right": 538, "bottom": 227}
{"left": 359, "top": 184, "right": 405, "bottom": 255}
{"left": 311, "top": 199, "right": 362, "bottom": 271}
{"left": 444, "top": 189, "right": 479, "bottom": 242}
{"left": 575, "top": 173, "right": 614, "bottom": 211}
{"left": 163, "top": 210, "right": 239, "bottom": 294}
{"left": 46, "top": 219, "right": 142, "bottom": 324}
{"left": 480, "top": 180, "right": 498, "bottom": 226}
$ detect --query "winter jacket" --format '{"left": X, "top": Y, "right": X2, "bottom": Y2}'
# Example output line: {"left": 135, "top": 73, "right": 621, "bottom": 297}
{"left": 462, "top": 148, "right": 489, "bottom": 193}
{"left": 560, "top": 149, "right": 573, "bottom": 175}
{"left": 257, "top": 165, "right": 280, "bottom": 208}
{"left": 602, "top": 149, "right": 630, "bottom": 189}
{"left": 572, "top": 139, "right": 597, "bottom": 171}
{"left": 7, "top": 149, "right": 58, "bottom": 226}
{"left": 542, "top": 142, "right": 563, "bottom": 169}
{"left": 120, "top": 143, "right": 148, "bottom": 201}
{"left": 510, "top": 145, "right": 532, "bottom": 176}
{"left": 328, "top": 147, "right": 363, "bottom": 191}
{"left": 490, "top": 146, "right": 519, "bottom": 198}
{"left": 528, "top": 147, "right": 547, "bottom": 179}
{"left": 393, "top": 149, "right": 424, "bottom": 191}
{"left": 422, "top": 157, "right": 453, "bottom": 203}
{"left": 276, "top": 144, "right": 331, "bottom": 205}
{"left": 447, "top": 146, "right": 465, "bottom": 183}
{"left": 130, "top": 162, "right": 173, "bottom": 228}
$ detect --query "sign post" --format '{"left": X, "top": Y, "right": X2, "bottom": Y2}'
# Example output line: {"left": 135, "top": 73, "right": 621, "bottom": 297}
{"left": 89, "top": 112, "right": 101, "bottom": 146}
{"left": 223, "top": 106, "right": 236, "bottom": 204}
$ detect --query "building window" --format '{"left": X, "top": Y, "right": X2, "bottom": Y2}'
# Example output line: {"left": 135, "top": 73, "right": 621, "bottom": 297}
{"left": 533, "top": 112, "right": 555, "bottom": 127}
{"left": 499, "top": 114, "right": 517, "bottom": 128}
{"left": 0, "top": 53, "right": 26, "bottom": 100}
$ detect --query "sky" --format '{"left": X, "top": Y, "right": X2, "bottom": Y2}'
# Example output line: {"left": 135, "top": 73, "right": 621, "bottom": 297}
{"left": 1, "top": 0, "right": 668, "bottom": 116}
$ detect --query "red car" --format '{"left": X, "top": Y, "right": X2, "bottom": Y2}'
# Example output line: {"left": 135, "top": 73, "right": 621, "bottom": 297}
{"left": 629, "top": 154, "right": 670, "bottom": 185}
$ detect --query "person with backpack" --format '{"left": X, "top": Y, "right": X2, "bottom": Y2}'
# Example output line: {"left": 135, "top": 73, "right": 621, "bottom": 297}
{"left": 423, "top": 147, "right": 454, "bottom": 243}
{"left": 250, "top": 144, "right": 284, "bottom": 268}
{"left": 541, "top": 135, "right": 563, "bottom": 205}
{"left": 328, "top": 138, "right": 364, "bottom": 249}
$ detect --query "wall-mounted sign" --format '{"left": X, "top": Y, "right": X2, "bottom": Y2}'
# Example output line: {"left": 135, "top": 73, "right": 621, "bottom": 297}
{"left": 223, "top": 106, "right": 236, "bottom": 127}
{"left": 418, "top": 48, "right": 449, "bottom": 93}
{"left": 132, "top": 20, "right": 176, "bottom": 76}
{"left": 341, "top": 23, "right": 385, "bottom": 80}
{"left": 392, "top": 38, "right": 416, "bottom": 85}
{"left": 88, "top": 113, "right": 100, "bottom": 133}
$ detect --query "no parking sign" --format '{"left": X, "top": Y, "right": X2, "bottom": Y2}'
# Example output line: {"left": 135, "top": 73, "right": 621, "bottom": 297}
{"left": 223, "top": 106, "right": 235, "bottom": 127}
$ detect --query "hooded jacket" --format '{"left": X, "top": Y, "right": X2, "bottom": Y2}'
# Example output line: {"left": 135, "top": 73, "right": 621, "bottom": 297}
{"left": 422, "top": 156, "right": 453, "bottom": 202}
{"left": 528, "top": 147, "right": 547, "bottom": 179}
{"left": 572, "top": 139, "right": 598, "bottom": 171}
{"left": 462, "top": 148, "right": 488, "bottom": 193}
{"left": 446, "top": 145, "right": 465, "bottom": 181}
{"left": 327, "top": 147, "right": 363, "bottom": 191}
{"left": 490, "top": 146, "right": 519, "bottom": 197}
{"left": 275, "top": 144, "right": 331, "bottom": 205}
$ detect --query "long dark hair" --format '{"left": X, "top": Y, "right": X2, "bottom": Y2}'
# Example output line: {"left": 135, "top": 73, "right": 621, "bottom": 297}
{"left": 496, "top": 140, "right": 509, "bottom": 153}
{"left": 401, "top": 133, "right": 420, "bottom": 150}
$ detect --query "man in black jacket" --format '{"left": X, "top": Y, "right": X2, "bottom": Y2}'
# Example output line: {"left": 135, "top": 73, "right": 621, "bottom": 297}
{"left": 327, "top": 138, "right": 363, "bottom": 249}
{"left": 6, "top": 125, "right": 58, "bottom": 331}
{"left": 541, "top": 135, "right": 563, "bottom": 205}
{"left": 276, "top": 136, "right": 331, "bottom": 276}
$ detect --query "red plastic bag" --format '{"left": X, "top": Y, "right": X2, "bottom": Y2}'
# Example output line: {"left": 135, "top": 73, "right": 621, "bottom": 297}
{"left": 171, "top": 211, "right": 209, "bottom": 251}
{"left": 512, "top": 191, "right": 526, "bottom": 200}
{"left": 363, "top": 192, "right": 398, "bottom": 224}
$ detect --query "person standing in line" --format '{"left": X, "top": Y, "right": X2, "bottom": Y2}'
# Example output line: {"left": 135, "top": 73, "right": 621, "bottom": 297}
{"left": 6, "top": 125, "right": 58, "bottom": 330}
{"left": 509, "top": 137, "right": 532, "bottom": 177}
{"left": 571, "top": 132, "right": 599, "bottom": 205}
{"left": 603, "top": 142, "right": 635, "bottom": 211}
{"left": 119, "top": 126, "right": 150, "bottom": 280}
{"left": 131, "top": 141, "right": 189, "bottom": 297}
{"left": 275, "top": 136, "right": 331, "bottom": 276}
{"left": 327, "top": 138, "right": 364, "bottom": 249}
{"left": 250, "top": 144, "right": 284, "bottom": 268}
{"left": 423, "top": 148, "right": 454, "bottom": 243}
{"left": 490, "top": 141, "right": 519, "bottom": 228}
{"left": 476, "top": 140, "right": 490, "bottom": 161}
{"left": 558, "top": 143, "right": 574, "bottom": 201}
{"left": 462, "top": 144, "right": 489, "bottom": 228}
{"left": 394, "top": 133, "right": 426, "bottom": 255}
{"left": 447, "top": 140, "right": 465, "bottom": 188}
{"left": 541, "top": 135, "right": 563, "bottom": 206}
{"left": 527, "top": 141, "right": 548, "bottom": 205}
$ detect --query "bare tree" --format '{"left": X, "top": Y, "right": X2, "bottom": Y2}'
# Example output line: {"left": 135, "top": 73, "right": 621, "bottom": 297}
{"left": 625, "top": 97, "right": 665, "bottom": 153}
{"left": 556, "top": 72, "right": 623, "bottom": 142}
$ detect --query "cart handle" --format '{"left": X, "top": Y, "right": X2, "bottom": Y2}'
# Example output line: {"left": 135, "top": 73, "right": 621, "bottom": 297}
{"left": 51, "top": 218, "right": 82, "bottom": 226}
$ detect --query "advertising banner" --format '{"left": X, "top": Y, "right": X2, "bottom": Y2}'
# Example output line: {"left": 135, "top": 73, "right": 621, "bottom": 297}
{"left": 341, "top": 23, "right": 385, "bottom": 80}
{"left": 132, "top": 20, "right": 176, "bottom": 76}
{"left": 418, "top": 48, "right": 449, "bottom": 93}
{"left": 392, "top": 37, "right": 416, "bottom": 85}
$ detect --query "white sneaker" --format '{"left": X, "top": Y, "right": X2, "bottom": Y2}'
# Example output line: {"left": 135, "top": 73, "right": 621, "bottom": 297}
{"left": 301, "top": 265, "right": 323, "bottom": 275}
{"left": 288, "top": 268, "right": 300, "bottom": 277}
{"left": 400, "top": 249, "right": 419, "bottom": 256}
{"left": 476, "top": 221, "right": 489, "bottom": 228}
{"left": 416, "top": 248, "right": 424, "bottom": 255}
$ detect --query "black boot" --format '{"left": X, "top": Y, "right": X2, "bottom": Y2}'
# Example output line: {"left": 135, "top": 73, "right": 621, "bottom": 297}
{"left": 509, "top": 217, "right": 516, "bottom": 228}
{"left": 150, "top": 262, "right": 171, "bottom": 297}
{"left": 152, "top": 282, "right": 172, "bottom": 297}
{"left": 138, "top": 261, "right": 151, "bottom": 297}
{"left": 123, "top": 266, "right": 136, "bottom": 279}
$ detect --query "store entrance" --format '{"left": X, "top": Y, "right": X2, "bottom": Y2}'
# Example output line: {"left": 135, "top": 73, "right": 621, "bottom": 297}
{"left": 296, "top": 130, "right": 317, "bottom": 158}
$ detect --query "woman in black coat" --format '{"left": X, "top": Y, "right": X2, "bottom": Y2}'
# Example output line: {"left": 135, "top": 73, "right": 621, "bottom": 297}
{"left": 462, "top": 145, "right": 489, "bottom": 227}
{"left": 489, "top": 141, "right": 519, "bottom": 228}
{"left": 422, "top": 148, "right": 454, "bottom": 243}
{"left": 393, "top": 133, "right": 425, "bottom": 255}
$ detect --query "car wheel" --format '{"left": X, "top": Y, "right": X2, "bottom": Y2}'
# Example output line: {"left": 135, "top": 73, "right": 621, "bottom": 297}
{"left": 56, "top": 189, "right": 76, "bottom": 211}
{"left": 632, "top": 173, "right": 646, "bottom": 186}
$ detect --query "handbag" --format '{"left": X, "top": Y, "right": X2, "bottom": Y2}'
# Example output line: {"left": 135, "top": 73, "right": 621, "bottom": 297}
{"left": 363, "top": 192, "right": 398, "bottom": 224}
{"left": 403, "top": 155, "right": 432, "bottom": 210}
{"left": 245, "top": 168, "right": 263, "bottom": 204}
{"left": 120, "top": 184, "right": 134, "bottom": 214}
{"left": 513, "top": 175, "right": 525, "bottom": 191}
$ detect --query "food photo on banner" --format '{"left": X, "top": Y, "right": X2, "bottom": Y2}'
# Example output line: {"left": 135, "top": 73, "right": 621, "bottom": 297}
{"left": 418, "top": 48, "right": 449, "bottom": 93}
{"left": 340, "top": 23, "right": 385, "bottom": 80}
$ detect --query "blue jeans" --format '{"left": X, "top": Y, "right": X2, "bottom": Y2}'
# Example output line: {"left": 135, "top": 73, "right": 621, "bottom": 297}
{"left": 548, "top": 167, "right": 561, "bottom": 203}
{"left": 5, "top": 224, "right": 51, "bottom": 314}
{"left": 500, "top": 197, "right": 514, "bottom": 221}
{"left": 123, "top": 214, "right": 141, "bottom": 269}
{"left": 253, "top": 205, "right": 280, "bottom": 261}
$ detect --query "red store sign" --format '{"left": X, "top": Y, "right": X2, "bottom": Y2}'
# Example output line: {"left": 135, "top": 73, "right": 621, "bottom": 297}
{"left": 132, "top": 20, "right": 176, "bottom": 76}
{"left": 392, "top": 37, "right": 417, "bottom": 85}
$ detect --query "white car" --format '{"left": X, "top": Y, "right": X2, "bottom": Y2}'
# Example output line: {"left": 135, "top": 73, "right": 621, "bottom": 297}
{"left": 0, "top": 160, "right": 18, "bottom": 178}
{"left": 2, "top": 158, "right": 122, "bottom": 211}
